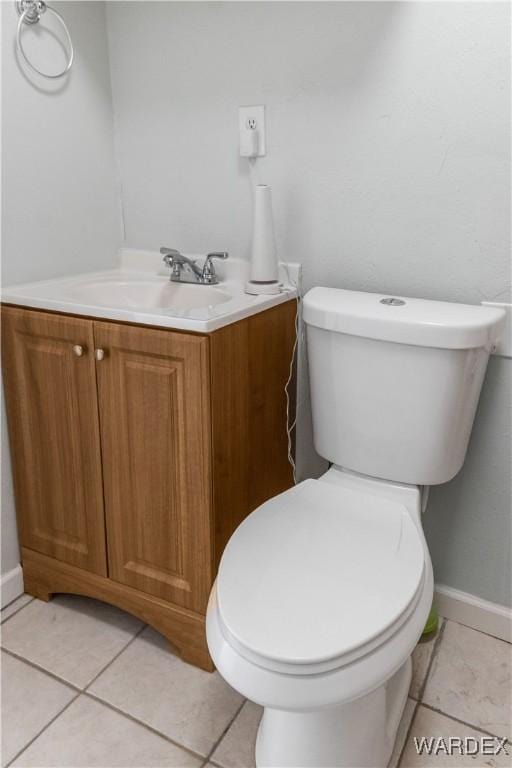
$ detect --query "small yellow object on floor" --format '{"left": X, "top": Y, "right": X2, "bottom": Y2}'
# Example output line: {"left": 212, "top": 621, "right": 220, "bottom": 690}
{"left": 421, "top": 606, "right": 439, "bottom": 638}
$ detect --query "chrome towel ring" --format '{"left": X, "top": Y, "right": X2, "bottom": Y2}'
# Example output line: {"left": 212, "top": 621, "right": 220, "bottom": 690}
{"left": 16, "top": 0, "right": 73, "bottom": 79}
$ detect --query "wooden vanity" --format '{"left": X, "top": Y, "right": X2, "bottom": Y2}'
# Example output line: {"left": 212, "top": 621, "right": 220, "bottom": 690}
{"left": 1, "top": 301, "right": 296, "bottom": 670}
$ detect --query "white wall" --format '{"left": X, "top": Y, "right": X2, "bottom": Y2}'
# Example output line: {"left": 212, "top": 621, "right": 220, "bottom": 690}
{"left": 1, "top": 1, "right": 121, "bottom": 603}
{"left": 1, "top": 395, "right": 19, "bottom": 575}
{"left": 106, "top": 1, "right": 511, "bottom": 607}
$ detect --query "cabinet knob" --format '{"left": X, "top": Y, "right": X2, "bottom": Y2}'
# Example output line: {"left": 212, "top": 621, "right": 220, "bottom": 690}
{"left": 72, "top": 345, "right": 84, "bottom": 357}
{"left": 95, "top": 348, "right": 105, "bottom": 362}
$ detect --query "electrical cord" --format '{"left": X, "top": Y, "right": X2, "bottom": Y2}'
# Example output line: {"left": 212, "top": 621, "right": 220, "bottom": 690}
{"left": 281, "top": 265, "right": 301, "bottom": 485}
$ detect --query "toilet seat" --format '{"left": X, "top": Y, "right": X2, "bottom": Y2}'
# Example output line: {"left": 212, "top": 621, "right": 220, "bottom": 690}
{"left": 216, "top": 479, "right": 425, "bottom": 675}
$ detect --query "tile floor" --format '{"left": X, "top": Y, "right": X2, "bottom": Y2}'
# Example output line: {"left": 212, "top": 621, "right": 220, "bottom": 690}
{"left": 1, "top": 594, "right": 510, "bottom": 768}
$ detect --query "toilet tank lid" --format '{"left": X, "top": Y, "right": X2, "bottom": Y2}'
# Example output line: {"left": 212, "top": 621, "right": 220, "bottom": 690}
{"left": 303, "top": 287, "right": 506, "bottom": 350}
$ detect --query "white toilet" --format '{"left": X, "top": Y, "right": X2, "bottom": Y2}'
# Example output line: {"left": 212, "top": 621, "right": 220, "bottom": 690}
{"left": 206, "top": 287, "right": 505, "bottom": 768}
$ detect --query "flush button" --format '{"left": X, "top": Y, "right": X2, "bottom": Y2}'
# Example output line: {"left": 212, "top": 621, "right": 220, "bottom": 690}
{"left": 380, "top": 297, "right": 406, "bottom": 306}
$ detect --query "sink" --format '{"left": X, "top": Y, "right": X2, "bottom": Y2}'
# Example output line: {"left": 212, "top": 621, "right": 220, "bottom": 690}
{"left": 65, "top": 277, "right": 232, "bottom": 311}
{"left": 1, "top": 256, "right": 298, "bottom": 333}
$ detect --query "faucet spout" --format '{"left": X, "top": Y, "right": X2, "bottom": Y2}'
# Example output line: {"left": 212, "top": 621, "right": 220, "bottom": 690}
{"left": 160, "top": 247, "right": 202, "bottom": 281}
{"left": 160, "top": 247, "right": 228, "bottom": 285}
{"left": 175, "top": 255, "right": 204, "bottom": 279}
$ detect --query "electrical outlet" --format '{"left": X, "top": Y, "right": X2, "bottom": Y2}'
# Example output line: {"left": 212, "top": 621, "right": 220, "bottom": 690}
{"left": 239, "top": 105, "right": 266, "bottom": 157}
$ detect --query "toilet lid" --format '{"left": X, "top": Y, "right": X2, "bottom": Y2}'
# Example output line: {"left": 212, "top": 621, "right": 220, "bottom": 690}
{"left": 216, "top": 479, "right": 425, "bottom": 667}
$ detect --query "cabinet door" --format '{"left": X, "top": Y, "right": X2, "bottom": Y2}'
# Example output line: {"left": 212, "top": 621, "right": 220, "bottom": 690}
{"left": 94, "top": 322, "right": 212, "bottom": 612}
{"left": 1, "top": 307, "right": 107, "bottom": 574}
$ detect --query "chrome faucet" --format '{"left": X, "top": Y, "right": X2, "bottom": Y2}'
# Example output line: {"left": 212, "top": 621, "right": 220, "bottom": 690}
{"left": 160, "top": 247, "right": 228, "bottom": 286}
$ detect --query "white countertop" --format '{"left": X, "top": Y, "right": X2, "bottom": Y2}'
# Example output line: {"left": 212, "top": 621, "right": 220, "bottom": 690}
{"left": 1, "top": 250, "right": 300, "bottom": 333}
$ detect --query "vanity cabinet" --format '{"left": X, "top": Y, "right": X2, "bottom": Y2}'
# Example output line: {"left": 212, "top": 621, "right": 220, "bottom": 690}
{"left": 2, "top": 301, "right": 296, "bottom": 670}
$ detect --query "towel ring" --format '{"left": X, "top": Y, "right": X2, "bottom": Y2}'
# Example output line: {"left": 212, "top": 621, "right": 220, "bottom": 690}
{"left": 16, "top": 0, "right": 73, "bottom": 79}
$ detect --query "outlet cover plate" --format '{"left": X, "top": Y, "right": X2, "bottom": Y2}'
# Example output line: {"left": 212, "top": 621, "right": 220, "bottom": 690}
{"left": 238, "top": 105, "right": 266, "bottom": 157}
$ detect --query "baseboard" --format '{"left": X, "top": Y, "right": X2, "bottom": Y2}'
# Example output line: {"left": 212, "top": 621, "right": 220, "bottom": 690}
{"left": 435, "top": 584, "right": 511, "bottom": 643}
{"left": 0, "top": 564, "right": 24, "bottom": 609}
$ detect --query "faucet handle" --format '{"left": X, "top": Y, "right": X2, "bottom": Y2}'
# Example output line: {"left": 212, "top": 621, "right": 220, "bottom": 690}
{"left": 160, "top": 247, "right": 181, "bottom": 266}
{"left": 202, "top": 252, "right": 228, "bottom": 282}
{"left": 206, "top": 252, "right": 229, "bottom": 261}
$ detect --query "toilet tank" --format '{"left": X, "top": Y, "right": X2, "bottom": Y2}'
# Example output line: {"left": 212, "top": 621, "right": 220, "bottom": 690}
{"left": 303, "top": 288, "right": 505, "bottom": 486}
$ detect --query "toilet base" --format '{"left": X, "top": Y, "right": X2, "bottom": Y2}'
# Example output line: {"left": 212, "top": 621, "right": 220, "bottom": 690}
{"left": 255, "top": 657, "right": 412, "bottom": 768}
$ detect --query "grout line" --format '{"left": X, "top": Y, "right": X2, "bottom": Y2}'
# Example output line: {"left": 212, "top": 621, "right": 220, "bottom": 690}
{"left": 2, "top": 622, "right": 146, "bottom": 695}
{"left": 1, "top": 621, "right": 148, "bottom": 765}
{"left": 449, "top": 616, "right": 512, "bottom": 645}
{"left": 0, "top": 596, "right": 35, "bottom": 625}
{"left": 396, "top": 699, "right": 419, "bottom": 768}
{"left": 4, "top": 689, "right": 81, "bottom": 767}
{"left": 416, "top": 619, "right": 510, "bottom": 740}
{"left": 84, "top": 690, "right": 208, "bottom": 763}
{"left": 3, "top": 621, "right": 208, "bottom": 766}
{"left": 82, "top": 621, "right": 147, "bottom": 693}
{"left": 1, "top": 595, "right": 244, "bottom": 765}
{"left": 3, "top": 616, "right": 210, "bottom": 766}
{"left": 0, "top": 648, "right": 81, "bottom": 693}
{"left": 397, "top": 615, "right": 505, "bottom": 767}
{"left": 1, "top": 597, "right": 244, "bottom": 765}
{"left": 202, "top": 697, "right": 248, "bottom": 767}
{"left": 417, "top": 618, "right": 446, "bottom": 702}
{"left": 418, "top": 702, "right": 511, "bottom": 741}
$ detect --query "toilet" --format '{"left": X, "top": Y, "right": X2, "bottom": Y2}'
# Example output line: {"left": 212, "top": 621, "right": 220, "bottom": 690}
{"left": 206, "top": 287, "right": 505, "bottom": 768}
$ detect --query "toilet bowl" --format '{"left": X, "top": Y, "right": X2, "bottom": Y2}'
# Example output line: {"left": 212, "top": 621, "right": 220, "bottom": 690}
{"left": 207, "top": 469, "right": 433, "bottom": 767}
{"left": 206, "top": 287, "right": 505, "bottom": 768}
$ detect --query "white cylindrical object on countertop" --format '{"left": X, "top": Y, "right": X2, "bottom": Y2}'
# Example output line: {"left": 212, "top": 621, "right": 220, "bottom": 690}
{"left": 250, "top": 184, "right": 279, "bottom": 283}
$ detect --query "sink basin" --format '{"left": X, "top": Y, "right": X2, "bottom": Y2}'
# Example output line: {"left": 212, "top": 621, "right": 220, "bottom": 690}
{"left": 65, "top": 278, "right": 232, "bottom": 311}
{"left": 1, "top": 257, "right": 298, "bottom": 333}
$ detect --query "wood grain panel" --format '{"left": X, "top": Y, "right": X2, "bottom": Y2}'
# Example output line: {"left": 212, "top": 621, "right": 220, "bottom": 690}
{"left": 210, "top": 299, "right": 297, "bottom": 567}
{"left": 1, "top": 307, "right": 107, "bottom": 574}
{"left": 94, "top": 321, "right": 212, "bottom": 612}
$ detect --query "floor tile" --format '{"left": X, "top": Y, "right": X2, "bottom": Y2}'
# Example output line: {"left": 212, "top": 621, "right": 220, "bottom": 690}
{"left": 11, "top": 695, "right": 202, "bottom": 767}
{"left": 1, "top": 651, "right": 76, "bottom": 767}
{"left": 1, "top": 595, "right": 33, "bottom": 624}
{"left": 400, "top": 705, "right": 511, "bottom": 767}
{"left": 1, "top": 595, "right": 143, "bottom": 688}
{"left": 389, "top": 698, "right": 417, "bottom": 768}
{"left": 410, "top": 620, "right": 444, "bottom": 700}
{"left": 89, "top": 626, "right": 244, "bottom": 757}
{"left": 422, "top": 621, "right": 511, "bottom": 739}
{"left": 211, "top": 700, "right": 262, "bottom": 768}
